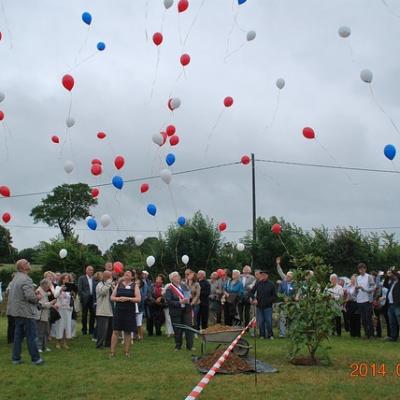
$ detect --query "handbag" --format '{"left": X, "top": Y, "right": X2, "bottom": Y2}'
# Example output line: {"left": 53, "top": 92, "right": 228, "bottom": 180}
{"left": 49, "top": 307, "right": 61, "bottom": 324}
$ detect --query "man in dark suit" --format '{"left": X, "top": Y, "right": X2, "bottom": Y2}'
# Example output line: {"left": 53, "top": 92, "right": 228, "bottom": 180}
{"left": 78, "top": 265, "right": 97, "bottom": 336}
{"left": 165, "top": 271, "right": 194, "bottom": 351}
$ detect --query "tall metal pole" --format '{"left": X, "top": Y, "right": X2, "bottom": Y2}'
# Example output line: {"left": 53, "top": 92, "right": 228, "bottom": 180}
{"left": 251, "top": 153, "right": 257, "bottom": 267}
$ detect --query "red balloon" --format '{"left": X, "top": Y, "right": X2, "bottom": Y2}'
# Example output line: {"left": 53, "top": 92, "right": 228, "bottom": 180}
{"left": 166, "top": 125, "right": 176, "bottom": 136}
{"left": 0, "top": 32, "right": 2, "bottom": 41}
{"left": 167, "top": 99, "right": 173, "bottom": 111}
{"left": 170, "top": 135, "right": 180, "bottom": 146}
{"left": 161, "top": 131, "right": 168, "bottom": 145}
{"left": 51, "top": 135, "right": 60, "bottom": 144}
{"left": 113, "top": 261, "right": 124, "bottom": 274}
{"left": 224, "top": 96, "right": 234, "bottom": 107}
{"left": 91, "top": 158, "right": 102, "bottom": 165}
{"left": 303, "top": 127, "right": 315, "bottom": 139}
{"left": 97, "top": 132, "right": 106, "bottom": 139}
{"left": 91, "top": 163, "right": 102, "bottom": 176}
{"left": 216, "top": 268, "right": 225, "bottom": 277}
{"left": 178, "top": 0, "right": 189, "bottom": 13}
{"left": 91, "top": 188, "right": 99, "bottom": 198}
{"left": 2, "top": 212, "right": 11, "bottom": 223}
{"left": 62, "top": 74, "right": 74, "bottom": 91}
{"left": 0, "top": 186, "right": 10, "bottom": 197}
{"left": 114, "top": 155, "right": 125, "bottom": 170}
{"left": 271, "top": 223, "right": 282, "bottom": 235}
{"left": 140, "top": 183, "right": 149, "bottom": 193}
{"left": 153, "top": 32, "right": 163, "bottom": 46}
{"left": 241, "top": 155, "right": 250, "bottom": 165}
{"left": 180, "top": 53, "right": 191, "bottom": 66}
{"left": 218, "top": 222, "right": 227, "bottom": 232}
{"left": 0, "top": 111, "right": 4, "bottom": 121}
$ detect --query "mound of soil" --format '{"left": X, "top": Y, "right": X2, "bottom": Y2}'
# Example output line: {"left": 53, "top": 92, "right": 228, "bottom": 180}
{"left": 201, "top": 324, "right": 240, "bottom": 334}
{"left": 195, "top": 349, "right": 253, "bottom": 373}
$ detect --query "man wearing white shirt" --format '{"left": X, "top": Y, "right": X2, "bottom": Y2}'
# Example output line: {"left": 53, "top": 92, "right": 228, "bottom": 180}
{"left": 78, "top": 266, "right": 97, "bottom": 336}
{"left": 355, "top": 263, "right": 375, "bottom": 339}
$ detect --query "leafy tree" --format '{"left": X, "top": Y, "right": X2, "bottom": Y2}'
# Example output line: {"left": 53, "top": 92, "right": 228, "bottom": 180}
{"left": 30, "top": 183, "right": 97, "bottom": 240}
{"left": 35, "top": 236, "right": 104, "bottom": 276}
{"left": 0, "top": 225, "right": 18, "bottom": 263}
{"left": 283, "top": 255, "right": 341, "bottom": 365}
{"left": 18, "top": 247, "right": 40, "bottom": 263}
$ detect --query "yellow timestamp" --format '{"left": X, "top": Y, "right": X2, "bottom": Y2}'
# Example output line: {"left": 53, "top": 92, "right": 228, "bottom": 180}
{"left": 350, "top": 363, "right": 400, "bottom": 378}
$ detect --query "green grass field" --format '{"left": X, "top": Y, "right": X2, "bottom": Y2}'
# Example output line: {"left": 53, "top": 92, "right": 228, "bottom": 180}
{"left": 0, "top": 317, "right": 399, "bottom": 400}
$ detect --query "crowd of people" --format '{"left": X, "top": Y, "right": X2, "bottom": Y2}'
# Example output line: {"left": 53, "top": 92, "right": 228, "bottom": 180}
{"left": 3, "top": 257, "right": 400, "bottom": 365}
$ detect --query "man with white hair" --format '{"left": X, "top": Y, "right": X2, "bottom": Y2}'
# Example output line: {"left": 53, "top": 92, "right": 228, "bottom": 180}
{"left": 238, "top": 265, "right": 256, "bottom": 327}
{"left": 277, "top": 257, "right": 295, "bottom": 338}
{"left": 7, "top": 259, "right": 44, "bottom": 365}
{"left": 328, "top": 273, "right": 344, "bottom": 336}
{"left": 165, "top": 271, "right": 194, "bottom": 351}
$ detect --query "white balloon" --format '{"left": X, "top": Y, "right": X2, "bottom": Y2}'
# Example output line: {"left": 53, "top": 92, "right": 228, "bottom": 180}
{"left": 338, "top": 26, "right": 351, "bottom": 38}
{"left": 135, "top": 234, "right": 144, "bottom": 246}
{"left": 360, "top": 69, "right": 373, "bottom": 83}
{"left": 66, "top": 117, "right": 75, "bottom": 128}
{"left": 171, "top": 97, "right": 181, "bottom": 110}
{"left": 181, "top": 255, "right": 189, "bottom": 265}
{"left": 164, "top": 0, "right": 174, "bottom": 9}
{"left": 0, "top": 92, "right": 5, "bottom": 103}
{"left": 59, "top": 249, "right": 68, "bottom": 259}
{"left": 100, "top": 214, "right": 111, "bottom": 228}
{"left": 64, "top": 160, "right": 74, "bottom": 174}
{"left": 160, "top": 169, "right": 172, "bottom": 184}
{"left": 236, "top": 243, "right": 245, "bottom": 252}
{"left": 146, "top": 255, "right": 155, "bottom": 267}
{"left": 276, "top": 78, "right": 285, "bottom": 90}
{"left": 152, "top": 133, "right": 163, "bottom": 146}
{"left": 246, "top": 30, "right": 256, "bottom": 41}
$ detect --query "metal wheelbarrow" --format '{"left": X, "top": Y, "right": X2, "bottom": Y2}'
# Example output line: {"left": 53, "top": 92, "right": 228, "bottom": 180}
{"left": 173, "top": 324, "right": 251, "bottom": 357}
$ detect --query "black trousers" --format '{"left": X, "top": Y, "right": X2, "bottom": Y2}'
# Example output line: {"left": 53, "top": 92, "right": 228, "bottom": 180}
{"left": 148, "top": 305, "right": 165, "bottom": 336}
{"left": 238, "top": 301, "right": 251, "bottom": 327}
{"left": 382, "top": 304, "right": 391, "bottom": 338}
{"left": 170, "top": 310, "right": 193, "bottom": 350}
{"left": 333, "top": 316, "right": 341, "bottom": 336}
{"left": 81, "top": 298, "right": 96, "bottom": 335}
{"left": 7, "top": 315, "right": 15, "bottom": 344}
{"left": 358, "top": 302, "right": 373, "bottom": 338}
{"left": 96, "top": 316, "right": 113, "bottom": 348}
{"left": 224, "top": 301, "right": 238, "bottom": 326}
{"left": 197, "top": 304, "right": 209, "bottom": 330}
{"left": 342, "top": 310, "right": 350, "bottom": 332}
{"left": 347, "top": 301, "right": 361, "bottom": 337}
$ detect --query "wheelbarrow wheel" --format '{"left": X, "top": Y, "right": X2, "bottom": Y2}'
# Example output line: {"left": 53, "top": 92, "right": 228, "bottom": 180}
{"left": 233, "top": 338, "right": 250, "bottom": 357}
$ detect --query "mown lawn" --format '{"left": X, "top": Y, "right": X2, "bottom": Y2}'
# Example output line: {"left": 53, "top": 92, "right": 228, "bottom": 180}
{"left": 0, "top": 316, "right": 399, "bottom": 400}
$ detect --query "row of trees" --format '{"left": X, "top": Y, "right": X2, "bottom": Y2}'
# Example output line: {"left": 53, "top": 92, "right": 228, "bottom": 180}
{"left": 0, "top": 183, "right": 399, "bottom": 279}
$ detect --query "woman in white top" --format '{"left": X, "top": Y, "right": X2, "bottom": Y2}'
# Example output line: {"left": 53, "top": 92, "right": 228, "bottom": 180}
{"left": 344, "top": 274, "right": 361, "bottom": 337}
{"left": 328, "top": 274, "right": 344, "bottom": 336}
{"left": 54, "top": 273, "right": 73, "bottom": 349}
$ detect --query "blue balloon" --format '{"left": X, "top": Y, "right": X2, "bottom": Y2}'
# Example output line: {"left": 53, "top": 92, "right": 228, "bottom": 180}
{"left": 166, "top": 153, "right": 176, "bottom": 166}
{"left": 82, "top": 12, "right": 92, "bottom": 25}
{"left": 177, "top": 216, "right": 186, "bottom": 226}
{"left": 97, "top": 42, "right": 106, "bottom": 51}
{"left": 87, "top": 218, "right": 97, "bottom": 231}
{"left": 238, "top": 0, "right": 247, "bottom": 4}
{"left": 147, "top": 204, "right": 157, "bottom": 216}
{"left": 384, "top": 144, "right": 396, "bottom": 161}
{"left": 112, "top": 176, "right": 124, "bottom": 190}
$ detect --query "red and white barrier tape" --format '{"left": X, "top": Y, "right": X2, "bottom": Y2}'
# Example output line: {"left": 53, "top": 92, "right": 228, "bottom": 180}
{"left": 184, "top": 317, "right": 256, "bottom": 400}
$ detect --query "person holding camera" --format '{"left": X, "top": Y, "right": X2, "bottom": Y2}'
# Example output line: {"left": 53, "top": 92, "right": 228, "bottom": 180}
{"left": 54, "top": 273, "right": 74, "bottom": 349}
{"left": 36, "top": 279, "right": 57, "bottom": 352}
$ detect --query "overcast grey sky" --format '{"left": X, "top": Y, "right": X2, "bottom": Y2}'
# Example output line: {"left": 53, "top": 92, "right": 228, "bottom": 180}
{"left": 0, "top": 0, "right": 400, "bottom": 251}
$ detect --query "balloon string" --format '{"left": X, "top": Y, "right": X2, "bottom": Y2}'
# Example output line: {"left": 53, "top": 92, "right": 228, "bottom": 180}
{"left": 150, "top": 47, "right": 161, "bottom": 99}
{"left": 224, "top": 13, "right": 236, "bottom": 61}
{"left": 160, "top": 9, "right": 167, "bottom": 32}
{"left": 167, "top": 185, "right": 178, "bottom": 220}
{"left": 347, "top": 41, "right": 356, "bottom": 64}
{"left": 316, "top": 139, "right": 356, "bottom": 185}
{"left": 278, "top": 235, "right": 290, "bottom": 256}
{"left": 2, "top": 125, "right": 9, "bottom": 160}
{"left": 144, "top": 0, "right": 149, "bottom": 41}
{"left": 183, "top": 0, "right": 207, "bottom": 48}
{"left": 205, "top": 109, "right": 224, "bottom": 155}
{"left": 72, "top": 52, "right": 98, "bottom": 71}
{"left": 381, "top": 0, "right": 400, "bottom": 18}
{"left": 1, "top": 0, "right": 13, "bottom": 49}
{"left": 3, "top": 120, "right": 12, "bottom": 138}
{"left": 260, "top": 90, "right": 281, "bottom": 135}
{"left": 74, "top": 25, "right": 91, "bottom": 68}
{"left": 224, "top": 42, "right": 245, "bottom": 62}
{"left": 59, "top": 94, "right": 73, "bottom": 157}
{"left": 177, "top": 14, "right": 183, "bottom": 49}
{"left": 369, "top": 84, "right": 400, "bottom": 138}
